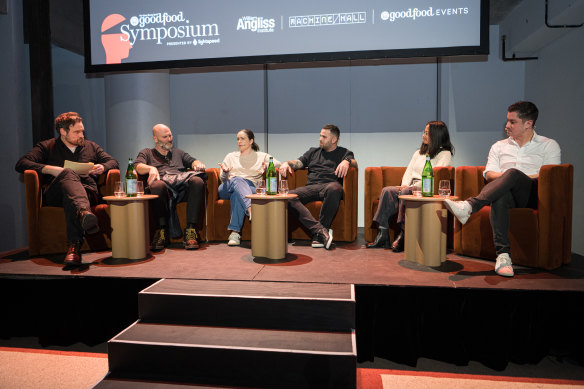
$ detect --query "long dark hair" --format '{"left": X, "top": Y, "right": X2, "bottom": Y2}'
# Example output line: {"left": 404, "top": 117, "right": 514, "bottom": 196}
{"left": 419, "top": 121, "right": 455, "bottom": 158}
{"left": 239, "top": 129, "right": 259, "bottom": 151}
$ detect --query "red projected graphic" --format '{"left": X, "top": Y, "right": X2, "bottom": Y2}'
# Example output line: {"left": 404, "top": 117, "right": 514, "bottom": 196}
{"left": 101, "top": 14, "right": 132, "bottom": 64}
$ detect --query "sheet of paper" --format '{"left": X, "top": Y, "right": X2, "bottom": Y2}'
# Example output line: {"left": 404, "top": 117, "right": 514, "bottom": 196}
{"left": 64, "top": 160, "right": 94, "bottom": 174}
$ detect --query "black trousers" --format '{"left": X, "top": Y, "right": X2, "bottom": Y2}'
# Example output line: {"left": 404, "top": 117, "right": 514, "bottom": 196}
{"left": 467, "top": 168, "right": 538, "bottom": 255}
{"left": 43, "top": 168, "right": 98, "bottom": 242}
{"left": 148, "top": 175, "right": 205, "bottom": 228}
{"left": 288, "top": 182, "right": 343, "bottom": 236}
{"left": 372, "top": 185, "right": 414, "bottom": 228}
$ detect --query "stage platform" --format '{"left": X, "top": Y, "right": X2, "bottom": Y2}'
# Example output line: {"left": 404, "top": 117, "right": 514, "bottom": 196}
{"left": 2, "top": 232, "right": 584, "bottom": 371}
{"left": 2, "top": 233, "right": 584, "bottom": 291}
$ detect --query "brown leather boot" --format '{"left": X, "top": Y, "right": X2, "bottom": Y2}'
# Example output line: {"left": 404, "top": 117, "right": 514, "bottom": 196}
{"left": 184, "top": 227, "right": 200, "bottom": 250}
{"left": 64, "top": 241, "right": 82, "bottom": 266}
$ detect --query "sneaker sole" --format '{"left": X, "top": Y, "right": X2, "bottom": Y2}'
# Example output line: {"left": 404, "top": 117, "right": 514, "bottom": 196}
{"left": 325, "top": 230, "right": 333, "bottom": 250}
{"left": 81, "top": 213, "right": 99, "bottom": 234}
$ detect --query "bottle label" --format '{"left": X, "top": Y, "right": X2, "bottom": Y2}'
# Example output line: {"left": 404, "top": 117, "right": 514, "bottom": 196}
{"left": 126, "top": 179, "right": 137, "bottom": 195}
{"left": 267, "top": 177, "right": 277, "bottom": 195}
{"left": 422, "top": 177, "right": 433, "bottom": 195}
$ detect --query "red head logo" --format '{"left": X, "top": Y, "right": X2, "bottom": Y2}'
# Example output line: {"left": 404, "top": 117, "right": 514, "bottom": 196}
{"left": 101, "top": 14, "right": 132, "bottom": 64}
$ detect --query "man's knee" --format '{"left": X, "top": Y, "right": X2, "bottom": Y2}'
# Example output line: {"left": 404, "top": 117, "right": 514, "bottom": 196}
{"left": 324, "top": 182, "right": 343, "bottom": 200}
{"left": 187, "top": 176, "right": 205, "bottom": 194}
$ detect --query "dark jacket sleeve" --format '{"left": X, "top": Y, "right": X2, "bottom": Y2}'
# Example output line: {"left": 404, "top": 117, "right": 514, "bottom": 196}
{"left": 94, "top": 144, "right": 119, "bottom": 171}
{"left": 181, "top": 150, "right": 196, "bottom": 169}
{"left": 15, "top": 140, "right": 50, "bottom": 174}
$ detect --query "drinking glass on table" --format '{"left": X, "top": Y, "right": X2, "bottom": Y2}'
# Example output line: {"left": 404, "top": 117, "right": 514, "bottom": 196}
{"left": 412, "top": 184, "right": 422, "bottom": 198}
{"left": 278, "top": 180, "right": 289, "bottom": 195}
{"left": 439, "top": 180, "right": 451, "bottom": 197}
{"left": 136, "top": 181, "right": 144, "bottom": 197}
{"left": 114, "top": 181, "right": 125, "bottom": 197}
{"left": 256, "top": 179, "right": 266, "bottom": 195}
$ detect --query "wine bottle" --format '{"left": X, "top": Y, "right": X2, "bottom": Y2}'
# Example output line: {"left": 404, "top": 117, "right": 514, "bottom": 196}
{"left": 125, "top": 157, "right": 137, "bottom": 197}
{"left": 421, "top": 154, "right": 434, "bottom": 197}
{"left": 266, "top": 156, "right": 277, "bottom": 195}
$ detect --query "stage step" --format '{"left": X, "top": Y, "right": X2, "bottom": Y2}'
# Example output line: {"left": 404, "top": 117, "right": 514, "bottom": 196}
{"left": 97, "top": 279, "right": 356, "bottom": 388}
{"left": 93, "top": 377, "right": 242, "bottom": 388}
{"left": 138, "top": 279, "right": 355, "bottom": 332}
{"left": 106, "top": 322, "right": 356, "bottom": 388}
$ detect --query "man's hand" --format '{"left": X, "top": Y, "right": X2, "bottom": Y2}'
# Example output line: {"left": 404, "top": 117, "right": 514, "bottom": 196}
{"left": 334, "top": 160, "right": 350, "bottom": 178}
{"left": 89, "top": 164, "right": 105, "bottom": 176}
{"left": 192, "top": 160, "right": 206, "bottom": 171}
{"left": 279, "top": 162, "right": 294, "bottom": 178}
{"left": 147, "top": 166, "right": 160, "bottom": 186}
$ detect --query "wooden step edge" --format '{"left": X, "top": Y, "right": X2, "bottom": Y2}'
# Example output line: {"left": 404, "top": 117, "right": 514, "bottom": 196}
{"left": 109, "top": 337, "right": 357, "bottom": 357}
{"left": 141, "top": 279, "right": 355, "bottom": 302}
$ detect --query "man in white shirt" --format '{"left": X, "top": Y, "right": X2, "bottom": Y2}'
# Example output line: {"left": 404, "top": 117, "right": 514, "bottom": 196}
{"left": 444, "top": 101, "right": 561, "bottom": 277}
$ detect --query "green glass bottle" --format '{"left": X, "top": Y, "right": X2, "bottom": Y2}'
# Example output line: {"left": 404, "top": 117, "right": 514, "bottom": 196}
{"left": 125, "top": 157, "right": 137, "bottom": 197}
{"left": 421, "top": 154, "right": 434, "bottom": 197}
{"left": 266, "top": 156, "right": 277, "bottom": 195}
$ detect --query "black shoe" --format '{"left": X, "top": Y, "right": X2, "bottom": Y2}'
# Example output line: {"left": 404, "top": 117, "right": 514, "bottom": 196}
{"left": 151, "top": 228, "right": 168, "bottom": 251}
{"left": 64, "top": 241, "right": 82, "bottom": 266}
{"left": 315, "top": 228, "right": 333, "bottom": 250}
{"left": 392, "top": 231, "right": 404, "bottom": 253}
{"left": 366, "top": 229, "right": 390, "bottom": 249}
{"left": 78, "top": 208, "right": 99, "bottom": 235}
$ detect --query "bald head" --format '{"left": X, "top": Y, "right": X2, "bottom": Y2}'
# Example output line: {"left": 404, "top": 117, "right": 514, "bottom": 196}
{"left": 152, "top": 124, "right": 173, "bottom": 152}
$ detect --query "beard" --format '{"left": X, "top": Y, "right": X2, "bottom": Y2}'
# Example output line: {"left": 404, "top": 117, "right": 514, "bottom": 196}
{"left": 157, "top": 140, "right": 173, "bottom": 151}
{"left": 66, "top": 134, "right": 84, "bottom": 146}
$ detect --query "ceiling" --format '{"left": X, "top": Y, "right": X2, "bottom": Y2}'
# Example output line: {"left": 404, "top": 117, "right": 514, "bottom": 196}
{"left": 47, "top": 0, "right": 525, "bottom": 56}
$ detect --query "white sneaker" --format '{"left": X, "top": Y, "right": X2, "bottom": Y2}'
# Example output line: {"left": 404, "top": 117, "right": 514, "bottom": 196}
{"left": 227, "top": 232, "right": 241, "bottom": 246}
{"left": 495, "top": 253, "right": 514, "bottom": 277}
{"left": 443, "top": 199, "right": 472, "bottom": 225}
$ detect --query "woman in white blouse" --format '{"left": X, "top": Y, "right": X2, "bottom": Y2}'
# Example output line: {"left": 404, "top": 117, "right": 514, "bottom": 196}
{"left": 367, "top": 121, "right": 455, "bottom": 252}
{"left": 218, "top": 129, "right": 281, "bottom": 246}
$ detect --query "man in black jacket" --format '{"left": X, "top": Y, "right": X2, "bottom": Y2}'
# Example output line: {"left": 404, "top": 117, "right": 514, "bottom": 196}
{"left": 15, "top": 112, "right": 119, "bottom": 266}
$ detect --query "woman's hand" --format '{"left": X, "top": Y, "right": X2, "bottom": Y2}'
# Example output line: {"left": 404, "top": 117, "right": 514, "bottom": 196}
{"left": 218, "top": 162, "right": 232, "bottom": 173}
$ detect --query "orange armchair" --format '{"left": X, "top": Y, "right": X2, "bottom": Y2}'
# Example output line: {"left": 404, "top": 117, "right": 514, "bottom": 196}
{"left": 364, "top": 166, "right": 455, "bottom": 243}
{"left": 287, "top": 167, "right": 358, "bottom": 242}
{"left": 453, "top": 164, "right": 573, "bottom": 270}
{"left": 24, "top": 169, "right": 120, "bottom": 255}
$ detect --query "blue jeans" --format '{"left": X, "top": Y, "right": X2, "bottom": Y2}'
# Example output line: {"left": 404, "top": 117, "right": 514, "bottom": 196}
{"left": 218, "top": 176, "right": 255, "bottom": 232}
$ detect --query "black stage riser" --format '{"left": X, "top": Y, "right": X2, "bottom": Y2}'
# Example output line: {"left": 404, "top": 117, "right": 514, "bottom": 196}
{"left": 107, "top": 335, "right": 356, "bottom": 388}
{"left": 99, "top": 279, "right": 357, "bottom": 388}
{"left": 139, "top": 279, "right": 355, "bottom": 332}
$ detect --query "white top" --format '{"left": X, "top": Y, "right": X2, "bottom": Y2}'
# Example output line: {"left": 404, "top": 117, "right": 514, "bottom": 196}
{"left": 220, "top": 151, "right": 281, "bottom": 187}
{"left": 401, "top": 149, "right": 452, "bottom": 186}
{"left": 484, "top": 131, "right": 561, "bottom": 178}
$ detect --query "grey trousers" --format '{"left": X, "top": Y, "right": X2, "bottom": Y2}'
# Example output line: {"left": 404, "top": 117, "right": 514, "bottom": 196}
{"left": 371, "top": 185, "right": 414, "bottom": 229}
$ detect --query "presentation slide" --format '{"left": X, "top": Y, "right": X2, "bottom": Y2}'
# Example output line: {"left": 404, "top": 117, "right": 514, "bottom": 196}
{"left": 85, "top": 0, "right": 487, "bottom": 72}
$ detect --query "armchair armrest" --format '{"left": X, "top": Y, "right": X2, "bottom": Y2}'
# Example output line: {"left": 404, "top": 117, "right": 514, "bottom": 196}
{"left": 537, "top": 164, "right": 573, "bottom": 258}
{"left": 103, "top": 169, "right": 120, "bottom": 197}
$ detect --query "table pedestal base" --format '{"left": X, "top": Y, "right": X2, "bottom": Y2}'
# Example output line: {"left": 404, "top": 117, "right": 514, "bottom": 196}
{"left": 404, "top": 200, "right": 447, "bottom": 267}
{"left": 109, "top": 201, "right": 150, "bottom": 260}
{"left": 251, "top": 199, "right": 288, "bottom": 260}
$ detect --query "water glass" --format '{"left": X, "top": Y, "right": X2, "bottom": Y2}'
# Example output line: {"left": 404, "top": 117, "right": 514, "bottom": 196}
{"left": 439, "top": 180, "right": 451, "bottom": 197}
{"left": 136, "top": 181, "right": 144, "bottom": 197}
{"left": 279, "top": 180, "right": 289, "bottom": 195}
{"left": 256, "top": 179, "right": 266, "bottom": 195}
{"left": 114, "top": 181, "right": 125, "bottom": 197}
{"left": 412, "top": 185, "right": 422, "bottom": 197}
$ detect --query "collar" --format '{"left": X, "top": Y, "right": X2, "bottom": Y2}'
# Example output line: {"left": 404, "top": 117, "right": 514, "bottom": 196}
{"left": 154, "top": 148, "right": 173, "bottom": 163}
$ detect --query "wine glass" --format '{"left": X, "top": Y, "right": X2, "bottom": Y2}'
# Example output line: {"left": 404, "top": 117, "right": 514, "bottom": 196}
{"left": 439, "top": 180, "right": 451, "bottom": 197}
